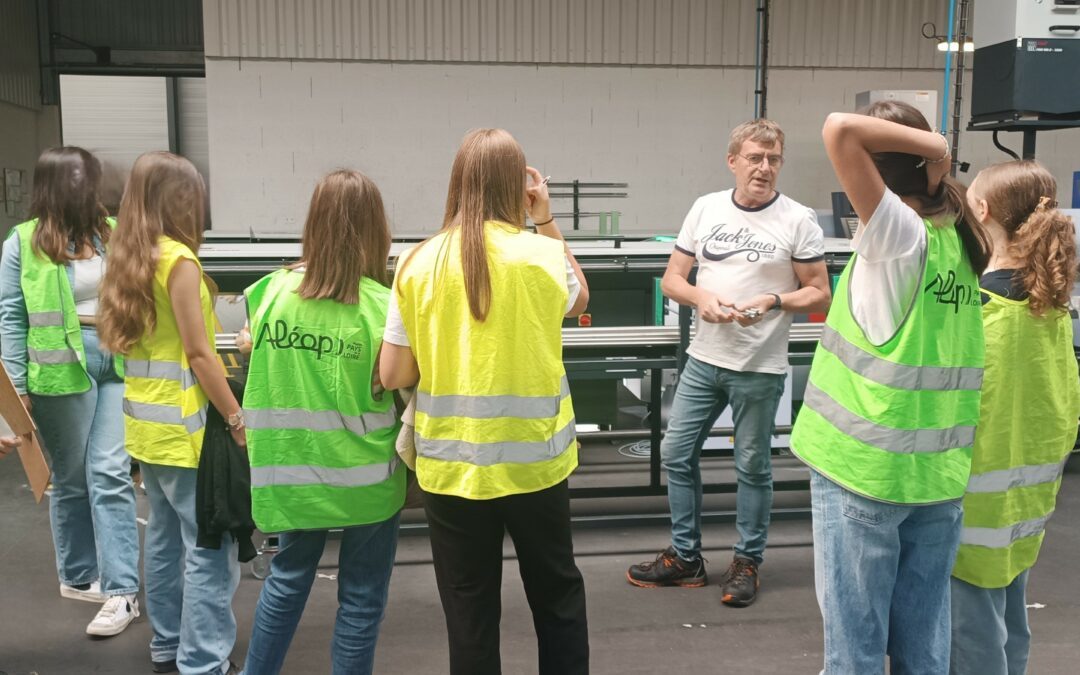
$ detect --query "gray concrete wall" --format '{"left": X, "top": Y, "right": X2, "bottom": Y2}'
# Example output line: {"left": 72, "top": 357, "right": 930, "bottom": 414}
{"left": 204, "top": 58, "right": 1080, "bottom": 235}
{"left": 0, "top": 101, "right": 61, "bottom": 235}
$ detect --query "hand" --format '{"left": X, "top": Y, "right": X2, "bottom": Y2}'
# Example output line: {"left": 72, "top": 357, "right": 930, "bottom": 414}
{"left": 697, "top": 292, "right": 740, "bottom": 324}
{"left": 926, "top": 152, "right": 951, "bottom": 197}
{"left": 20, "top": 394, "right": 31, "bottom": 413}
{"left": 236, "top": 327, "right": 253, "bottom": 355}
{"left": 525, "top": 166, "right": 552, "bottom": 225}
{"left": 734, "top": 294, "right": 774, "bottom": 327}
{"left": 229, "top": 426, "right": 247, "bottom": 449}
{"left": 0, "top": 435, "right": 21, "bottom": 458}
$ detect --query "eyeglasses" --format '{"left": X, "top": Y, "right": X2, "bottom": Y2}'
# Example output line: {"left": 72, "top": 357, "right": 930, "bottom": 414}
{"left": 738, "top": 153, "right": 784, "bottom": 169}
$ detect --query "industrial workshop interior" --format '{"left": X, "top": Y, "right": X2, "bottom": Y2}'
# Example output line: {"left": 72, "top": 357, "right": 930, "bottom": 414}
{"left": 3, "top": 0, "right": 1080, "bottom": 673}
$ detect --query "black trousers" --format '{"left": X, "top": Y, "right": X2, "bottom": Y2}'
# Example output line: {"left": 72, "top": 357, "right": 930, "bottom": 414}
{"left": 422, "top": 479, "right": 590, "bottom": 675}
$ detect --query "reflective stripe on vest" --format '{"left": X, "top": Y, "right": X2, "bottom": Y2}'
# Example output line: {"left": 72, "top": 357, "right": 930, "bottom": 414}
{"left": 246, "top": 407, "right": 397, "bottom": 436}
{"left": 966, "top": 458, "right": 1068, "bottom": 494}
{"left": 803, "top": 382, "right": 976, "bottom": 454}
{"left": 819, "top": 325, "right": 983, "bottom": 392}
{"left": 27, "top": 311, "right": 64, "bottom": 327}
{"left": 250, "top": 456, "right": 401, "bottom": 489}
{"left": 417, "top": 417, "right": 576, "bottom": 466}
{"left": 961, "top": 512, "right": 1055, "bottom": 549}
{"left": 123, "top": 398, "right": 207, "bottom": 434}
{"left": 27, "top": 346, "right": 81, "bottom": 365}
{"left": 124, "top": 359, "right": 198, "bottom": 390}
{"left": 417, "top": 376, "right": 571, "bottom": 419}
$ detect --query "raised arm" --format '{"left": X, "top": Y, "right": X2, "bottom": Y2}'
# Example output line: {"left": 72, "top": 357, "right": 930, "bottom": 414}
{"left": 822, "top": 113, "right": 951, "bottom": 226}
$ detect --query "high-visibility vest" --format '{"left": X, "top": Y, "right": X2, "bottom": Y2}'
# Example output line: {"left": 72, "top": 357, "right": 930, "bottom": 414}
{"left": 243, "top": 269, "right": 404, "bottom": 533}
{"left": 395, "top": 221, "right": 577, "bottom": 500}
{"left": 790, "top": 219, "right": 985, "bottom": 504}
{"left": 952, "top": 292, "right": 1080, "bottom": 588}
{"left": 123, "top": 237, "right": 215, "bottom": 468}
{"left": 11, "top": 218, "right": 121, "bottom": 395}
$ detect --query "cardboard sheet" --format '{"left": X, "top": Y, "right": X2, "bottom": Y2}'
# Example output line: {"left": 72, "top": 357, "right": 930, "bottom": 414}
{"left": 0, "top": 366, "right": 49, "bottom": 502}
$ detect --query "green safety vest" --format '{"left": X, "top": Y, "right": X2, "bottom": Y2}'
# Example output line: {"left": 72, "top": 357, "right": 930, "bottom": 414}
{"left": 11, "top": 218, "right": 121, "bottom": 396}
{"left": 244, "top": 269, "right": 404, "bottom": 533}
{"left": 790, "top": 219, "right": 985, "bottom": 503}
{"left": 952, "top": 292, "right": 1080, "bottom": 588}
{"left": 395, "top": 221, "right": 577, "bottom": 500}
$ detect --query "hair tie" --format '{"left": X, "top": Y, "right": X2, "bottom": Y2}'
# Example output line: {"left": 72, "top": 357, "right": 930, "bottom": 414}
{"left": 1036, "top": 195, "right": 1057, "bottom": 212}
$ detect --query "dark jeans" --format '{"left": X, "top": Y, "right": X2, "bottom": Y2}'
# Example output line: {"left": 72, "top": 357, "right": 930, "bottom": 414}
{"left": 423, "top": 479, "right": 589, "bottom": 675}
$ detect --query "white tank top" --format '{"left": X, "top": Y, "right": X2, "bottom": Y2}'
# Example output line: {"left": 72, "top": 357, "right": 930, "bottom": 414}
{"left": 72, "top": 255, "right": 105, "bottom": 316}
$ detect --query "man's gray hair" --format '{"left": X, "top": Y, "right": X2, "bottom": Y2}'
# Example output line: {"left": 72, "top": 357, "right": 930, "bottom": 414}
{"left": 728, "top": 119, "right": 785, "bottom": 156}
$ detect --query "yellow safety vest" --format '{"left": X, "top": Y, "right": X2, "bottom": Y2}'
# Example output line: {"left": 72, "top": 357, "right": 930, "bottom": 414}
{"left": 952, "top": 292, "right": 1080, "bottom": 588}
{"left": 395, "top": 221, "right": 578, "bottom": 500}
{"left": 11, "top": 218, "right": 121, "bottom": 395}
{"left": 791, "top": 220, "right": 985, "bottom": 503}
{"left": 123, "top": 236, "right": 217, "bottom": 468}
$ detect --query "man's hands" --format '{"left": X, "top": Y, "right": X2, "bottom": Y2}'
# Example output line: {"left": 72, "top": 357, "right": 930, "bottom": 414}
{"left": 697, "top": 292, "right": 742, "bottom": 324}
{"left": 0, "top": 435, "right": 22, "bottom": 458}
{"left": 734, "top": 294, "right": 776, "bottom": 327}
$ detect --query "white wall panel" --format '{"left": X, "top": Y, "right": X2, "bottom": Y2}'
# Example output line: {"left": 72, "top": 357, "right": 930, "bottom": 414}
{"left": 59, "top": 75, "right": 170, "bottom": 178}
{"left": 205, "top": 57, "right": 1080, "bottom": 236}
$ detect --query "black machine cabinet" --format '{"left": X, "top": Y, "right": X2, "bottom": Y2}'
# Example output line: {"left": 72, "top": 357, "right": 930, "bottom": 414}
{"left": 971, "top": 37, "right": 1080, "bottom": 123}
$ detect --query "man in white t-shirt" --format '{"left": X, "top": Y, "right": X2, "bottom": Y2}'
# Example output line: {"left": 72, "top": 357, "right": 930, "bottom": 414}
{"left": 627, "top": 120, "right": 831, "bottom": 607}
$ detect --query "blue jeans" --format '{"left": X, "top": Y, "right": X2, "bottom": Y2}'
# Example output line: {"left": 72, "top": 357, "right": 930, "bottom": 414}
{"left": 31, "top": 326, "right": 140, "bottom": 595}
{"left": 243, "top": 515, "right": 401, "bottom": 675}
{"left": 950, "top": 571, "right": 1031, "bottom": 675}
{"left": 662, "top": 356, "right": 785, "bottom": 563}
{"left": 141, "top": 462, "right": 240, "bottom": 675}
{"left": 810, "top": 470, "right": 963, "bottom": 675}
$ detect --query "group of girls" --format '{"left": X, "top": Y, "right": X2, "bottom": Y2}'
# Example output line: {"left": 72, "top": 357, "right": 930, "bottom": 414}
{"left": 0, "top": 104, "right": 1076, "bottom": 675}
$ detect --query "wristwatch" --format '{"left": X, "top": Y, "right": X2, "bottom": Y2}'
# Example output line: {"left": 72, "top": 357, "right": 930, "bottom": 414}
{"left": 227, "top": 410, "right": 245, "bottom": 431}
{"left": 769, "top": 293, "right": 782, "bottom": 311}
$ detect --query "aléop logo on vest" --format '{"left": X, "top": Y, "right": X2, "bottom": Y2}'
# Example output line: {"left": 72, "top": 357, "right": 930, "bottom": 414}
{"left": 254, "top": 320, "right": 364, "bottom": 360}
{"left": 924, "top": 270, "right": 980, "bottom": 313}
{"left": 701, "top": 224, "right": 778, "bottom": 262}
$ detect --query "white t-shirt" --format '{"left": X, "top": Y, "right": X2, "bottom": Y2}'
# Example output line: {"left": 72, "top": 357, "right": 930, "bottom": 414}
{"left": 849, "top": 188, "right": 928, "bottom": 345}
{"left": 676, "top": 189, "right": 825, "bottom": 374}
{"left": 72, "top": 254, "right": 105, "bottom": 316}
{"left": 383, "top": 256, "right": 581, "bottom": 347}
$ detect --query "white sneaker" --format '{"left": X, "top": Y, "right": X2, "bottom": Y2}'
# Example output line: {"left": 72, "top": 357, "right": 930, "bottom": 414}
{"left": 60, "top": 581, "right": 108, "bottom": 603}
{"left": 86, "top": 595, "right": 140, "bottom": 636}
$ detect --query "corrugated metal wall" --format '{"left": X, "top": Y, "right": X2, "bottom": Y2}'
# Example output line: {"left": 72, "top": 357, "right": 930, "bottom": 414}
{"left": 0, "top": 0, "right": 42, "bottom": 110}
{"left": 50, "top": 0, "right": 203, "bottom": 50}
{"left": 204, "top": 0, "right": 951, "bottom": 69}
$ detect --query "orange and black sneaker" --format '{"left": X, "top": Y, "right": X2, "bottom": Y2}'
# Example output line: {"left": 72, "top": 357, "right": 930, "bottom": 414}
{"left": 720, "top": 556, "right": 759, "bottom": 607}
{"left": 626, "top": 546, "right": 707, "bottom": 588}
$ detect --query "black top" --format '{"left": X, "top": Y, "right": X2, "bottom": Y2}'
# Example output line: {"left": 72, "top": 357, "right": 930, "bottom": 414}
{"left": 980, "top": 268, "right": 1027, "bottom": 305}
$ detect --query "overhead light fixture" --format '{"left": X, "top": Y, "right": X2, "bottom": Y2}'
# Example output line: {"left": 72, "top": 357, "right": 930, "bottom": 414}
{"left": 936, "top": 40, "right": 975, "bottom": 52}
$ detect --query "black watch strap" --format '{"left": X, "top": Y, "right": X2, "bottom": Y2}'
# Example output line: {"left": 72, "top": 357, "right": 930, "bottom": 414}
{"left": 769, "top": 293, "right": 782, "bottom": 311}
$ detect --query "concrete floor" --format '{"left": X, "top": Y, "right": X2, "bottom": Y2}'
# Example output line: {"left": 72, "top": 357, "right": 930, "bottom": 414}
{"left": 1, "top": 448, "right": 1079, "bottom": 674}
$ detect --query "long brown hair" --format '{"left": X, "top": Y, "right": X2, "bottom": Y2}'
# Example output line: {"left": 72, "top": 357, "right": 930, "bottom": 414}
{"left": 27, "top": 147, "right": 111, "bottom": 263}
{"left": 294, "top": 170, "right": 391, "bottom": 303}
{"left": 860, "top": 100, "right": 990, "bottom": 274}
{"left": 98, "top": 152, "right": 207, "bottom": 354}
{"left": 436, "top": 128, "right": 527, "bottom": 321}
{"left": 973, "top": 161, "right": 1077, "bottom": 315}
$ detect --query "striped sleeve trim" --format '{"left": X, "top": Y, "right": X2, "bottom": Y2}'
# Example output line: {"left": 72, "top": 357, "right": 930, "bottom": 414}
{"left": 792, "top": 254, "right": 825, "bottom": 263}
{"left": 674, "top": 244, "right": 695, "bottom": 257}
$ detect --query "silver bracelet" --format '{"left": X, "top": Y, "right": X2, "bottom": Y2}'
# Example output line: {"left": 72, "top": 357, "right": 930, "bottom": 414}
{"left": 917, "top": 134, "right": 951, "bottom": 167}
